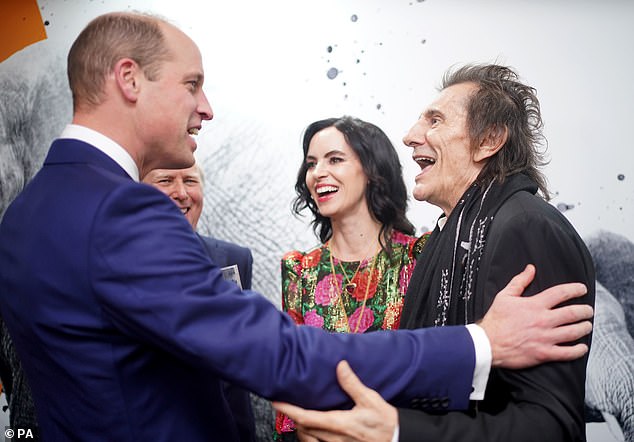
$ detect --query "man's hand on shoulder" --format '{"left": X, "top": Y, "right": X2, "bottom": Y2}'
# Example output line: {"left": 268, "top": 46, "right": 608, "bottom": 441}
{"left": 481, "top": 264, "right": 593, "bottom": 369}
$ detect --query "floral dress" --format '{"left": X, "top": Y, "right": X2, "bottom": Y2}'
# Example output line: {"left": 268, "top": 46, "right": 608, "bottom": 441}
{"left": 273, "top": 230, "right": 428, "bottom": 440}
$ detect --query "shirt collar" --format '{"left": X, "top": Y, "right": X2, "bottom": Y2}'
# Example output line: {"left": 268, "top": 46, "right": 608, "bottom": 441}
{"left": 59, "top": 124, "right": 140, "bottom": 182}
{"left": 437, "top": 214, "right": 448, "bottom": 231}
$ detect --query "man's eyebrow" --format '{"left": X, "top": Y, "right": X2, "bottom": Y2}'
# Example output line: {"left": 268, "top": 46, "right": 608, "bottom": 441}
{"left": 190, "top": 72, "right": 204, "bottom": 84}
{"left": 423, "top": 108, "right": 444, "bottom": 119}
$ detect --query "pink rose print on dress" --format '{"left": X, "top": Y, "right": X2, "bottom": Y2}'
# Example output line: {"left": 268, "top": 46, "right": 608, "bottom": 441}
{"left": 315, "top": 273, "right": 342, "bottom": 306}
{"left": 275, "top": 410, "right": 296, "bottom": 432}
{"left": 303, "top": 309, "right": 325, "bottom": 328}
{"left": 392, "top": 230, "right": 411, "bottom": 245}
{"left": 348, "top": 306, "right": 374, "bottom": 333}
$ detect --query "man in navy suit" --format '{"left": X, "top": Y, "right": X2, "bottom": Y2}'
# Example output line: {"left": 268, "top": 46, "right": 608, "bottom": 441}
{"left": 0, "top": 12, "right": 593, "bottom": 441}
{"left": 142, "top": 164, "right": 253, "bottom": 290}
{"left": 144, "top": 163, "right": 256, "bottom": 441}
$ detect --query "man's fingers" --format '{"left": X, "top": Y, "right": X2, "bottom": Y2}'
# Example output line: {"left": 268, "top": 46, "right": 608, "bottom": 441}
{"left": 298, "top": 426, "right": 346, "bottom": 442}
{"left": 537, "top": 282, "right": 588, "bottom": 309}
{"left": 538, "top": 343, "right": 589, "bottom": 363}
{"left": 296, "top": 428, "right": 322, "bottom": 442}
{"left": 335, "top": 360, "right": 376, "bottom": 406}
{"left": 273, "top": 401, "right": 348, "bottom": 432}
{"left": 272, "top": 401, "right": 307, "bottom": 421}
{"left": 545, "top": 320, "right": 593, "bottom": 344}
{"left": 546, "top": 304, "right": 593, "bottom": 327}
{"left": 501, "top": 264, "right": 535, "bottom": 297}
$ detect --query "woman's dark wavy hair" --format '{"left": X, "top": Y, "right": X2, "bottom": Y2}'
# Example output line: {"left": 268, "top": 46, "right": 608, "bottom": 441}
{"left": 442, "top": 64, "right": 551, "bottom": 199}
{"left": 292, "top": 116, "right": 415, "bottom": 252}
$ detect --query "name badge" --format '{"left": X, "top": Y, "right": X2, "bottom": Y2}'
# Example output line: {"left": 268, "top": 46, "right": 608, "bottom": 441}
{"left": 221, "top": 264, "right": 243, "bottom": 289}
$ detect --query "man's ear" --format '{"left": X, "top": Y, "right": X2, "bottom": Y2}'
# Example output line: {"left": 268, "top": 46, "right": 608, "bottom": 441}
{"left": 474, "top": 124, "right": 508, "bottom": 162}
{"left": 113, "top": 58, "right": 141, "bottom": 103}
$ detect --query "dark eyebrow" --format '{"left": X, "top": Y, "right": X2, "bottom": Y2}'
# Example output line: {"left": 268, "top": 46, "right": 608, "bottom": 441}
{"left": 423, "top": 108, "right": 444, "bottom": 120}
{"left": 306, "top": 149, "right": 347, "bottom": 161}
{"left": 325, "top": 149, "right": 347, "bottom": 157}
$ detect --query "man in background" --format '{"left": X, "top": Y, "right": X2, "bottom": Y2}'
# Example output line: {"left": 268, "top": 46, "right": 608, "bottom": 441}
{"left": 143, "top": 163, "right": 255, "bottom": 441}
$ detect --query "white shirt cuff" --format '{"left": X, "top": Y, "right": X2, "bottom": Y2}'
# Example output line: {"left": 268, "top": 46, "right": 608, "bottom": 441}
{"left": 466, "top": 323, "right": 491, "bottom": 400}
{"left": 392, "top": 424, "right": 399, "bottom": 442}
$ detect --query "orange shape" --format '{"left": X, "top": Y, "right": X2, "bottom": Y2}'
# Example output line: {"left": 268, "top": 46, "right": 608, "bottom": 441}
{"left": 0, "top": 0, "right": 47, "bottom": 63}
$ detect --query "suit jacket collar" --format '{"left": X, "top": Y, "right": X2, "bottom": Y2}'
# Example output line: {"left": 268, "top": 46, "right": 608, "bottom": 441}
{"left": 44, "top": 139, "right": 134, "bottom": 181}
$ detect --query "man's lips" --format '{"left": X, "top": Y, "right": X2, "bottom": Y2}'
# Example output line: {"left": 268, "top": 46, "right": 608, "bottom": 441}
{"left": 413, "top": 154, "right": 436, "bottom": 170}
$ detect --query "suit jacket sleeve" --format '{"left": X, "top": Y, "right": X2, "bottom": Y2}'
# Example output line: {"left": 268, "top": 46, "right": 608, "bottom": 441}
{"left": 398, "top": 193, "right": 595, "bottom": 441}
{"left": 90, "top": 183, "right": 476, "bottom": 410}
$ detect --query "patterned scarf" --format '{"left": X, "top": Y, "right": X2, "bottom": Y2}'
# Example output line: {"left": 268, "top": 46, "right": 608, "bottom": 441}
{"left": 400, "top": 173, "right": 538, "bottom": 329}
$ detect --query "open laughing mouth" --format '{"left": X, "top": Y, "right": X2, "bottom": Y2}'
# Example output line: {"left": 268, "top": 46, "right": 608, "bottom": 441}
{"left": 414, "top": 155, "right": 436, "bottom": 172}
{"left": 315, "top": 185, "right": 339, "bottom": 201}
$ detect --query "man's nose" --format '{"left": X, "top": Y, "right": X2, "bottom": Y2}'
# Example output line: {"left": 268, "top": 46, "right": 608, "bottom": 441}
{"left": 198, "top": 91, "right": 213, "bottom": 121}
{"left": 171, "top": 181, "right": 188, "bottom": 200}
{"left": 403, "top": 121, "right": 426, "bottom": 148}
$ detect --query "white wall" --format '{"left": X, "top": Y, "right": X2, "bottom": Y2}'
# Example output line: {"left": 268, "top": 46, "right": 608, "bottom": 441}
{"left": 27, "top": 0, "right": 634, "bottom": 240}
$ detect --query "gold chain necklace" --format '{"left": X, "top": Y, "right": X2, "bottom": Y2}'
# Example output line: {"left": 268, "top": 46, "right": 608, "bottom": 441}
{"left": 329, "top": 240, "right": 374, "bottom": 294}
{"left": 328, "top": 243, "right": 378, "bottom": 333}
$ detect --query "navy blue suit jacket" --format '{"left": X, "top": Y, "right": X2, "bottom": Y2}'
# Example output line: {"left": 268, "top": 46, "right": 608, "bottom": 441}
{"left": 0, "top": 139, "right": 475, "bottom": 441}
{"left": 197, "top": 233, "right": 256, "bottom": 441}
{"left": 197, "top": 234, "right": 253, "bottom": 290}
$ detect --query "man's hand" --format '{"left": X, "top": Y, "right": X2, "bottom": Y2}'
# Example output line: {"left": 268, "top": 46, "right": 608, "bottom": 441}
{"left": 480, "top": 264, "right": 593, "bottom": 369}
{"left": 272, "top": 360, "right": 397, "bottom": 442}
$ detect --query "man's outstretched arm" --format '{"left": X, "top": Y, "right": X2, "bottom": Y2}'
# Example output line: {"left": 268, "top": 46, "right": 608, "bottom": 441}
{"left": 272, "top": 265, "right": 593, "bottom": 442}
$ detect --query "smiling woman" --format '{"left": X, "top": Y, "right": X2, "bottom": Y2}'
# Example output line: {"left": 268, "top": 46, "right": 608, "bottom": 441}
{"left": 274, "top": 116, "right": 430, "bottom": 440}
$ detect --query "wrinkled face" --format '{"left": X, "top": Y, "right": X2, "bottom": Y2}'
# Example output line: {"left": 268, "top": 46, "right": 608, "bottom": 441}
{"left": 137, "top": 24, "right": 213, "bottom": 172}
{"left": 143, "top": 165, "right": 203, "bottom": 229}
{"left": 304, "top": 126, "right": 369, "bottom": 221}
{"left": 403, "top": 82, "right": 484, "bottom": 216}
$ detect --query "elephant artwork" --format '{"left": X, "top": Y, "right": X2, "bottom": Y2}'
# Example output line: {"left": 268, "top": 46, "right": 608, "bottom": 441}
{"left": 585, "top": 231, "right": 634, "bottom": 442}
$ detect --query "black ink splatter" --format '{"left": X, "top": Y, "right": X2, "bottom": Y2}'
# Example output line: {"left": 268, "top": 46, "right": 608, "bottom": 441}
{"left": 376, "top": 104, "right": 382, "bottom": 110}
{"left": 618, "top": 174, "right": 625, "bottom": 181}
{"left": 351, "top": 14, "right": 358, "bottom": 22}
{"left": 556, "top": 202, "right": 575, "bottom": 212}
{"left": 327, "top": 46, "right": 333, "bottom": 53}
{"left": 44, "top": 20, "right": 50, "bottom": 26}
{"left": 327, "top": 67, "right": 339, "bottom": 80}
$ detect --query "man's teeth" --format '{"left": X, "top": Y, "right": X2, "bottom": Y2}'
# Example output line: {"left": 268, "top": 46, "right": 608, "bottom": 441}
{"left": 180, "top": 208, "right": 189, "bottom": 214}
{"left": 188, "top": 128, "right": 199, "bottom": 135}
{"left": 316, "top": 186, "right": 338, "bottom": 195}
{"left": 416, "top": 157, "right": 436, "bottom": 166}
